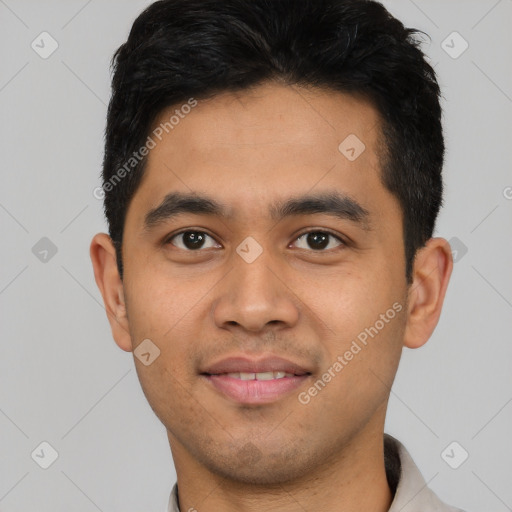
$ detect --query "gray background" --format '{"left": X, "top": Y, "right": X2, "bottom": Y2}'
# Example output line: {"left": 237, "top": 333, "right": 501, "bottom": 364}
{"left": 0, "top": 0, "right": 511, "bottom": 511}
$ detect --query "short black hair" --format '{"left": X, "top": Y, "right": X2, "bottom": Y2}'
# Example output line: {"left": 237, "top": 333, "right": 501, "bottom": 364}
{"left": 102, "top": 0, "right": 444, "bottom": 283}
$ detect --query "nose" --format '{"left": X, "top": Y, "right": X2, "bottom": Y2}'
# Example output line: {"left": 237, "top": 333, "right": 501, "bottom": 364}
{"left": 212, "top": 248, "right": 300, "bottom": 335}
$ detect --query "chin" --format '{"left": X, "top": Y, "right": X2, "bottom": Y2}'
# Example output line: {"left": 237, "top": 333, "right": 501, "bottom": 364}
{"left": 202, "top": 443, "right": 314, "bottom": 486}
{"left": 214, "top": 463, "right": 305, "bottom": 486}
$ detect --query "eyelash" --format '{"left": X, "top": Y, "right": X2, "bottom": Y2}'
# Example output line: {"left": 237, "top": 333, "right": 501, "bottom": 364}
{"left": 163, "top": 229, "right": 346, "bottom": 252}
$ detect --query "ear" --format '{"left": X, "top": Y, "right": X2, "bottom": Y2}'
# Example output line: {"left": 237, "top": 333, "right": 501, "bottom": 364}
{"left": 403, "top": 237, "right": 453, "bottom": 349}
{"left": 90, "top": 233, "right": 133, "bottom": 352}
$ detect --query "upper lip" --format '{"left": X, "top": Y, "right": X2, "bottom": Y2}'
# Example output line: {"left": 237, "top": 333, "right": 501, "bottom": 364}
{"left": 201, "top": 356, "right": 312, "bottom": 376}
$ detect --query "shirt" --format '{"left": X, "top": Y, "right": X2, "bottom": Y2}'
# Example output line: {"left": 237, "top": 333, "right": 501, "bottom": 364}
{"left": 166, "top": 433, "right": 465, "bottom": 512}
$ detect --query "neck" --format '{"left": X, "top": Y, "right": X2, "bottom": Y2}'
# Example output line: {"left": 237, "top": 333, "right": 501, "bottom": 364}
{"left": 169, "top": 422, "right": 393, "bottom": 512}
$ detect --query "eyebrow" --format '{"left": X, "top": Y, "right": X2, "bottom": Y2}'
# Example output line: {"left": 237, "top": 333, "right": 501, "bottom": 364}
{"left": 143, "top": 191, "right": 371, "bottom": 231}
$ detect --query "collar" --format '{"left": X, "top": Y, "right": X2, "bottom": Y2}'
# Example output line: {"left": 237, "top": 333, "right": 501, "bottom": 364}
{"left": 167, "top": 434, "right": 463, "bottom": 512}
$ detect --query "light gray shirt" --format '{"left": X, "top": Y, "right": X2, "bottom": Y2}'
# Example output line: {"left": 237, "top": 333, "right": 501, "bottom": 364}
{"left": 166, "top": 433, "right": 465, "bottom": 512}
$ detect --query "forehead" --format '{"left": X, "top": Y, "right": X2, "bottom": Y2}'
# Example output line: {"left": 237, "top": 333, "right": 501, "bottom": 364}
{"left": 127, "top": 83, "right": 392, "bottom": 225}
{"left": 150, "top": 83, "right": 381, "bottom": 161}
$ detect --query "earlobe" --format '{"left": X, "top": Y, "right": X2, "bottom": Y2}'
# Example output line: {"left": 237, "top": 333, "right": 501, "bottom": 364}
{"left": 403, "top": 238, "right": 453, "bottom": 349}
{"left": 89, "top": 233, "right": 133, "bottom": 352}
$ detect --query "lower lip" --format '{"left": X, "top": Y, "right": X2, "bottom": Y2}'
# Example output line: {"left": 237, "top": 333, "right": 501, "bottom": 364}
{"left": 203, "top": 374, "right": 309, "bottom": 404}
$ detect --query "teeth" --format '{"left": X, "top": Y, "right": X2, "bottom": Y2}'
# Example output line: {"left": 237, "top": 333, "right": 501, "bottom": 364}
{"left": 256, "top": 371, "right": 274, "bottom": 380}
{"left": 225, "top": 371, "right": 294, "bottom": 380}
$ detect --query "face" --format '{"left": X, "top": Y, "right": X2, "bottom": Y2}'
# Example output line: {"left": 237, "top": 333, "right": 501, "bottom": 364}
{"left": 91, "top": 82, "right": 451, "bottom": 485}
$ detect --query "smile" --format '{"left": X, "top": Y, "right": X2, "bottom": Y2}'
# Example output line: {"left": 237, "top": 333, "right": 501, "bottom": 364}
{"left": 224, "top": 371, "right": 295, "bottom": 380}
{"left": 203, "top": 372, "right": 310, "bottom": 405}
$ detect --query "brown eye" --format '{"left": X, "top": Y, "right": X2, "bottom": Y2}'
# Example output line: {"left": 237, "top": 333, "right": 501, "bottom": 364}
{"left": 167, "top": 231, "right": 220, "bottom": 250}
{"left": 292, "top": 231, "right": 344, "bottom": 251}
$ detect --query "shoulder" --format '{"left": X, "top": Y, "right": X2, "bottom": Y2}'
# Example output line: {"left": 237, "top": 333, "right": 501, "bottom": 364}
{"left": 385, "top": 434, "right": 466, "bottom": 512}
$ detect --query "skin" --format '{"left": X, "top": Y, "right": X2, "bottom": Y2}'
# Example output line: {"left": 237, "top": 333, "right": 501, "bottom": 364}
{"left": 90, "top": 82, "right": 452, "bottom": 512}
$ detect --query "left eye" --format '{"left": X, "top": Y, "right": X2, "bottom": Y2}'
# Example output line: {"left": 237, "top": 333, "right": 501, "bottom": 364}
{"left": 292, "top": 231, "right": 344, "bottom": 251}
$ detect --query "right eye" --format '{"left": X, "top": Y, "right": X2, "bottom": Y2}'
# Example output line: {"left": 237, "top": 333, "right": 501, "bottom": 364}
{"left": 164, "top": 230, "right": 222, "bottom": 251}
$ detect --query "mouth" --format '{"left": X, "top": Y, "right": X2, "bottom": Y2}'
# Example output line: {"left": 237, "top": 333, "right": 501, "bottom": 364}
{"left": 219, "top": 371, "right": 297, "bottom": 380}
{"left": 200, "top": 356, "right": 312, "bottom": 405}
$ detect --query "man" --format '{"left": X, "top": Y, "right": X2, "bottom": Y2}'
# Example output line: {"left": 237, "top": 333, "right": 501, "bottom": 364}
{"left": 90, "top": 0, "right": 463, "bottom": 510}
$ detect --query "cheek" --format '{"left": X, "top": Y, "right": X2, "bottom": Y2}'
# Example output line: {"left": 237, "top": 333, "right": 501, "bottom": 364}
{"left": 123, "top": 277, "right": 200, "bottom": 418}
{"left": 123, "top": 256, "right": 204, "bottom": 341}
{"left": 125, "top": 273, "right": 203, "bottom": 419}
{"left": 307, "top": 271, "right": 406, "bottom": 393}
{"left": 134, "top": 358, "right": 203, "bottom": 436}
{"left": 310, "top": 269, "right": 397, "bottom": 330}
{"left": 308, "top": 310, "right": 405, "bottom": 430}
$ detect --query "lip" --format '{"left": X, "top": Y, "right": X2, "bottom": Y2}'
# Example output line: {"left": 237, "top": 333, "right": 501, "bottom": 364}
{"left": 204, "top": 374, "right": 309, "bottom": 404}
{"left": 201, "top": 356, "right": 312, "bottom": 405}
{"left": 201, "top": 356, "right": 311, "bottom": 376}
